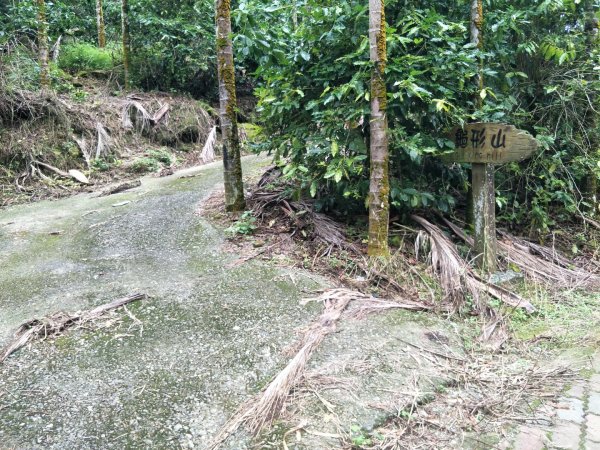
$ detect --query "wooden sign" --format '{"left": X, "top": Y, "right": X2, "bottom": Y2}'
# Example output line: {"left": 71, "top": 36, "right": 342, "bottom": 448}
{"left": 443, "top": 123, "right": 538, "bottom": 164}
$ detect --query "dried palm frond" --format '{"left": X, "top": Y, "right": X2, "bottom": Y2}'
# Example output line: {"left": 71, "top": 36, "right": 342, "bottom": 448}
{"left": 200, "top": 125, "right": 217, "bottom": 163}
{"left": 121, "top": 100, "right": 152, "bottom": 131}
{"left": 440, "top": 217, "right": 600, "bottom": 289}
{"left": 207, "top": 288, "right": 424, "bottom": 449}
{"left": 0, "top": 294, "right": 145, "bottom": 364}
{"left": 207, "top": 290, "right": 352, "bottom": 450}
{"left": 95, "top": 121, "right": 111, "bottom": 159}
{"left": 413, "top": 215, "right": 535, "bottom": 312}
{"left": 412, "top": 216, "right": 466, "bottom": 306}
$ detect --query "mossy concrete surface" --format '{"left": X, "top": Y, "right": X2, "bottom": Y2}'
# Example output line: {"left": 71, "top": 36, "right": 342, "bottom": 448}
{"left": 0, "top": 156, "right": 321, "bottom": 449}
{"left": 0, "top": 155, "right": 462, "bottom": 449}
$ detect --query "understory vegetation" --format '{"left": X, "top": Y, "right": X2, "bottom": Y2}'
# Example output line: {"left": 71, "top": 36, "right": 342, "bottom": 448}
{"left": 1, "top": 0, "right": 598, "bottom": 238}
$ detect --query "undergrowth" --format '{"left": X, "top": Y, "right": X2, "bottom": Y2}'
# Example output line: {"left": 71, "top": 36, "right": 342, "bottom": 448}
{"left": 59, "top": 42, "right": 122, "bottom": 74}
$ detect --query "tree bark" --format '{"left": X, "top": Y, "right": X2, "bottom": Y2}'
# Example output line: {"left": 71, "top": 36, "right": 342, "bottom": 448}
{"left": 37, "top": 0, "right": 49, "bottom": 90}
{"left": 470, "top": 0, "right": 497, "bottom": 273}
{"left": 466, "top": 0, "right": 485, "bottom": 228}
{"left": 96, "top": 0, "right": 106, "bottom": 48}
{"left": 121, "top": 0, "right": 131, "bottom": 89}
{"left": 470, "top": 0, "right": 484, "bottom": 102}
{"left": 585, "top": 1, "right": 599, "bottom": 215}
{"left": 216, "top": 0, "right": 245, "bottom": 212}
{"left": 367, "top": 0, "right": 390, "bottom": 257}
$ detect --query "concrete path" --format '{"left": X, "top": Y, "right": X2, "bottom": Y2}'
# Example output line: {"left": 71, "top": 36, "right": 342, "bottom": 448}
{"left": 0, "top": 156, "right": 477, "bottom": 449}
{"left": 503, "top": 353, "right": 600, "bottom": 450}
{"left": 0, "top": 157, "right": 328, "bottom": 449}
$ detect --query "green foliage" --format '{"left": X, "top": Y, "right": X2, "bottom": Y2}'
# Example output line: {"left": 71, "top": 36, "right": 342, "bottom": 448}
{"left": 91, "top": 159, "right": 112, "bottom": 172}
{"left": 1, "top": 0, "right": 217, "bottom": 96}
{"left": 238, "top": 0, "right": 600, "bottom": 231}
{"left": 130, "top": 157, "right": 159, "bottom": 173}
{"left": 240, "top": 1, "right": 475, "bottom": 215}
{"left": 129, "top": 0, "right": 216, "bottom": 95}
{"left": 147, "top": 149, "right": 173, "bottom": 165}
{"left": 128, "top": 149, "right": 173, "bottom": 173}
{"left": 59, "top": 43, "right": 120, "bottom": 73}
{"left": 225, "top": 211, "right": 258, "bottom": 236}
{"left": 1, "top": 0, "right": 598, "bottom": 233}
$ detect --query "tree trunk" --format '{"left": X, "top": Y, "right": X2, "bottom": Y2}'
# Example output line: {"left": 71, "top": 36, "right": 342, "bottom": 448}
{"left": 470, "top": 0, "right": 497, "bottom": 273}
{"left": 37, "top": 0, "right": 49, "bottom": 90}
{"left": 470, "top": 0, "right": 484, "bottom": 102}
{"left": 121, "top": 0, "right": 131, "bottom": 89}
{"left": 96, "top": 0, "right": 106, "bottom": 48}
{"left": 585, "top": 1, "right": 599, "bottom": 215}
{"left": 367, "top": 0, "right": 390, "bottom": 257}
{"left": 216, "top": 0, "right": 245, "bottom": 212}
{"left": 466, "top": 0, "right": 485, "bottom": 228}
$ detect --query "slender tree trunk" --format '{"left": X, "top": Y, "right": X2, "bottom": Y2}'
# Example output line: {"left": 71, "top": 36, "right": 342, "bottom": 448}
{"left": 470, "top": 0, "right": 497, "bottom": 272}
{"left": 470, "top": 0, "right": 484, "bottom": 104}
{"left": 216, "top": 0, "right": 245, "bottom": 211}
{"left": 585, "top": 1, "right": 599, "bottom": 215}
{"left": 37, "top": 0, "right": 49, "bottom": 90}
{"left": 96, "top": 0, "right": 106, "bottom": 48}
{"left": 121, "top": 0, "right": 131, "bottom": 89}
{"left": 367, "top": 0, "right": 390, "bottom": 257}
{"left": 466, "top": 0, "right": 485, "bottom": 227}
{"left": 292, "top": 1, "right": 298, "bottom": 30}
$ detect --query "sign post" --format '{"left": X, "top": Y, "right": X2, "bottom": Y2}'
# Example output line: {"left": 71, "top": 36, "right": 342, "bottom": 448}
{"left": 444, "top": 123, "right": 538, "bottom": 273}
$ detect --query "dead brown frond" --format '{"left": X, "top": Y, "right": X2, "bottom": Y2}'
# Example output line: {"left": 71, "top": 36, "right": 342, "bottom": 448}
{"left": 366, "top": 352, "right": 575, "bottom": 450}
{"left": 121, "top": 100, "right": 153, "bottom": 131}
{"left": 200, "top": 125, "right": 217, "bottom": 163}
{"left": 207, "top": 288, "right": 427, "bottom": 449}
{"left": 0, "top": 293, "right": 146, "bottom": 364}
{"left": 411, "top": 215, "right": 535, "bottom": 314}
{"left": 411, "top": 215, "right": 537, "bottom": 350}
{"left": 440, "top": 217, "right": 600, "bottom": 289}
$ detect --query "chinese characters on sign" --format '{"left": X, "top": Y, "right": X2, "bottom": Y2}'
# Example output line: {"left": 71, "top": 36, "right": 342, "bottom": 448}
{"left": 443, "top": 123, "right": 537, "bottom": 165}
{"left": 455, "top": 128, "right": 507, "bottom": 150}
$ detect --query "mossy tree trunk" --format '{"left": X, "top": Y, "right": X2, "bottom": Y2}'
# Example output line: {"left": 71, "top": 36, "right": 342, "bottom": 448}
{"left": 466, "top": 0, "right": 485, "bottom": 228}
{"left": 37, "top": 0, "right": 50, "bottom": 90}
{"left": 121, "top": 0, "right": 131, "bottom": 89}
{"left": 96, "top": 0, "right": 106, "bottom": 48}
{"left": 585, "top": 1, "right": 599, "bottom": 215}
{"left": 367, "top": 0, "right": 390, "bottom": 257}
{"left": 216, "top": 0, "right": 245, "bottom": 212}
{"left": 470, "top": 0, "right": 497, "bottom": 272}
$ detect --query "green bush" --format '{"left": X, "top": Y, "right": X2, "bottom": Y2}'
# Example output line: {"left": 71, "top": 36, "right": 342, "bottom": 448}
{"left": 147, "top": 149, "right": 173, "bottom": 165}
{"left": 59, "top": 43, "right": 120, "bottom": 73}
{"left": 130, "top": 157, "right": 159, "bottom": 173}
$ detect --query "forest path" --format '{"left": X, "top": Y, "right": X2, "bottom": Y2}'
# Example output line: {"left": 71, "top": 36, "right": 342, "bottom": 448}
{"left": 0, "top": 156, "right": 468, "bottom": 449}
{"left": 0, "top": 156, "right": 324, "bottom": 449}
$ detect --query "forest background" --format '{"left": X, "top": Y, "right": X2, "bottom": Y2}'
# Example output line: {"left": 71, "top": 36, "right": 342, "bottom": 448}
{"left": 0, "top": 0, "right": 599, "bottom": 245}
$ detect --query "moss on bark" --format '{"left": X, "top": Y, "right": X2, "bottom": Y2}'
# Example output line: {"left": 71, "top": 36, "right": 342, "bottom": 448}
{"left": 96, "top": 0, "right": 106, "bottom": 48}
{"left": 121, "top": 0, "right": 131, "bottom": 90}
{"left": 216, "top": 0, "right": 245, "bottom": 212}
{"left": 37, "top": 0, "right": 49, "bottom": 90}
{"left": 368, "top": 0, "right": 390, "bottom": 257}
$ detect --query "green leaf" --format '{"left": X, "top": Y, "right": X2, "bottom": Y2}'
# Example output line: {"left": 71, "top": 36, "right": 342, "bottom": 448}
{"left": 331, "top": 140, "right": 339, "bottom": 157}
{"left": 334, "top": 170, "right": 343, "bottom": 183}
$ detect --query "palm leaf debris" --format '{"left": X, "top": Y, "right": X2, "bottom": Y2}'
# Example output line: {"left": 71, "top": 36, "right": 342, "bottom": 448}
{"left": 0, "top": 293, "right": 146, "bottom": 364}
